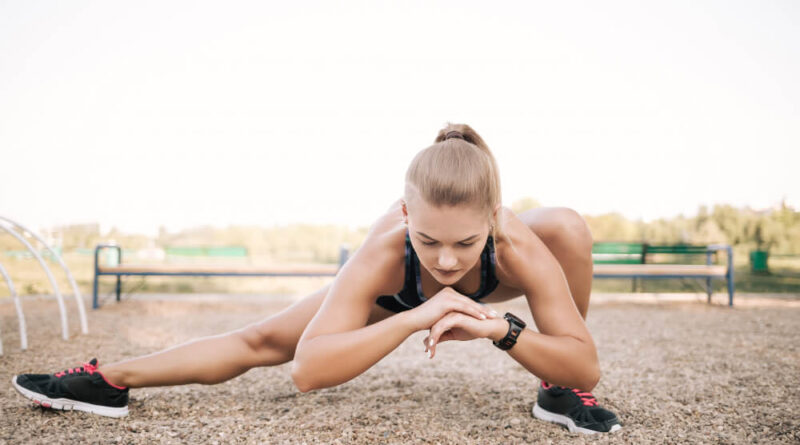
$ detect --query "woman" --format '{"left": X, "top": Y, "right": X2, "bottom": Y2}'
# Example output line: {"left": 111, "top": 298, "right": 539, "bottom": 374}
{"left": 12, "top": 124, "right": 621, "bottom": 434}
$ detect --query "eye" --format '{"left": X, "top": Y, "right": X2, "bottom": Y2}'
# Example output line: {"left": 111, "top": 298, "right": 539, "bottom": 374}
{"left": 421, "top": 241, "right": 437, "bottom": 246}
{"left": 458, "top": 242, "right": 475, "bottom": 247}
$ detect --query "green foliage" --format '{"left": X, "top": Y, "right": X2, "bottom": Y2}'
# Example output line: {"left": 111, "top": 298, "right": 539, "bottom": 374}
{"left": 582, "top": 203, "right": 799, "bottom": 254}
{"left": 155, "top": 224, "right": 369, "bottom": 264}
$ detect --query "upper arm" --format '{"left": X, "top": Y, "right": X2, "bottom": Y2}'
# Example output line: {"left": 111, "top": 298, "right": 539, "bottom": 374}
{"left": 297, "top": 220, "right": 403, "bottom": 345}
{"left": 497, "top": 210, "right": 592, "bottom": 342}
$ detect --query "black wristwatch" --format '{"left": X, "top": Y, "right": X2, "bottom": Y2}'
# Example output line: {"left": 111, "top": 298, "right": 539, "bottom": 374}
{"left": 493, "top": 312, "right": 526, "bottom": 351}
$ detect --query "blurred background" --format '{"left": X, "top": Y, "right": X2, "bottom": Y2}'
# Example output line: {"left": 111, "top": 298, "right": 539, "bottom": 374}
{"left": 2, "top": 1, "right": 798, "bottom": 299}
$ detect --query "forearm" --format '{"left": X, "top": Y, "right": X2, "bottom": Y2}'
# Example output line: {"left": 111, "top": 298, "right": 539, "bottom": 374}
{"left": 489, "top": 321, "right": 600, "bottom": 390}
{"left": 292, "top": 311, "right": 416, "bottom": 392}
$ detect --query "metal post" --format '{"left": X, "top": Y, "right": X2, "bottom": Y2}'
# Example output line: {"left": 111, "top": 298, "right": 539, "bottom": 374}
{"left": 0, "top": 262, "right": 28, "bottom": 353}
{"left": 93, "top": 244, "right": 121, "bottom": 309}
{"left": 706, "top": 250, "right": 713, "bottom": 303}
{"left": 338, "top": 245, "right": 350, "bottom": 269}
{"left": 726, "top": 246, "right": 735, "bottom": 307}
{"left": 93, "top": 245, "right": 101, "bottom": 309}
{"left": 115, "top": 275, "right": 122, "bottom": 302}
{"left": 115, "top": 246, "right": 122, "bottom": 302}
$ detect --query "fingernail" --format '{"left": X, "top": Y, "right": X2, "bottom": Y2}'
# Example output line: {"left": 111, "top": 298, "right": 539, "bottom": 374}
{"left": 490, "top": 310, "right": 499, "bottom": 317}
{"left": 429, "top": 338, "right": 434, "bottom": 347}
{"left": 427, "top": 350, "right": 432, "bottom": 359}
{"left": 480, "top": 313, "right": 487, "bottom": 320}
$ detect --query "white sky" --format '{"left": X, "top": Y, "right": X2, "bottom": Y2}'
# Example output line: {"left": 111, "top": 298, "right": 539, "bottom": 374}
{"left": 1, "top": 1, "right": 798, "bottom": 236}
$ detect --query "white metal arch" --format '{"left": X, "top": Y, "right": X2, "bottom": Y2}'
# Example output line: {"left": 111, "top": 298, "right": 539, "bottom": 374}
{"left": 0, "top": 262, "right": 28, "bottom": 354}
{"left": 0, "top": 216, "right": 88, "bottom": 334}
{"left": 0, "top": 222, "right": 69, "bottom": 340}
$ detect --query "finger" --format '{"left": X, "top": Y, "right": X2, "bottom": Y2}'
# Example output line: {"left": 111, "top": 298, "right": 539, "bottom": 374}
{"left": 482, "top": 304, "right": 500, "bottom": 318}
{"left": 448, "top": 294, "right": 497, "bottom": 320}
{"left": 429, "top": 313, "right": 460, "bottom": 350}
{"left": 438, "top": 330, "right": 455, "bottom": 343}
{"left": 455, "top": 302, "right": 490, "bottom": 321}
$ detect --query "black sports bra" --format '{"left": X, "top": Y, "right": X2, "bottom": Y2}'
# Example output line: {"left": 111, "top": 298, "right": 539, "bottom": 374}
{"left": 375, "top": 231, "right": 500, "bottom": 313}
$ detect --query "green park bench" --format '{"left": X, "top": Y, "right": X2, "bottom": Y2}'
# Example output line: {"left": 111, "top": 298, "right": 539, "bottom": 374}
{"left": 592, "top": 242, "right": 734, "bottom": 306}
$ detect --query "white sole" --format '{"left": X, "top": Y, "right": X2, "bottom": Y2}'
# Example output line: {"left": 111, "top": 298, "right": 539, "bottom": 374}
{"left": 532, "top": 403, "right": 621, "bottom": 434}
{"left": 12, "top": 376, "right": 129, "bottom": 418}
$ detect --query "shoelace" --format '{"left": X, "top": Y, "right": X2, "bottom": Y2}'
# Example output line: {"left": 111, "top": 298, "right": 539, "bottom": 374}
{"left": 571, "top": 388, "right": 599, "bottom": 407}
{"left": 54, "top": 361, "right": 98, "bottom": 378}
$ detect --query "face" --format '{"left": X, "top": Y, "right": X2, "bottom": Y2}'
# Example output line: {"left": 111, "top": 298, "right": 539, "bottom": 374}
{"left": 403, "top": 197, "right": 491, "bottom": 285}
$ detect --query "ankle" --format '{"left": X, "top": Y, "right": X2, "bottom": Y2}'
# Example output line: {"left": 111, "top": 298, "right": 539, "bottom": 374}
{"left": 97, "top": 366, "right": 128, "bottom": 389}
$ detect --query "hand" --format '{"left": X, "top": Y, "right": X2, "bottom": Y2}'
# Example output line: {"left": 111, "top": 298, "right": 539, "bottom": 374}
{"left": 407, "top": 287, "right": 499, "bottom": 332}
{"left": 423, "top": 313, "right": 508, "bottom": 359}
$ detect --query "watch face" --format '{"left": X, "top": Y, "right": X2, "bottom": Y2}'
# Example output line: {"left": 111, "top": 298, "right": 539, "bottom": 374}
{"left": 505, "top": 312, "right": 526, "bottom": 328}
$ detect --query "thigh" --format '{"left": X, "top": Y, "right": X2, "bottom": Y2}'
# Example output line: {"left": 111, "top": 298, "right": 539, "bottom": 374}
{"left": 481, "top": 207, "right": 581, "bottom": 304}
{"left": 243, "top": 284, "right": 398, "bottom": 358}
{"left": 516, "top": 206, "right": 579, "bottom": 240}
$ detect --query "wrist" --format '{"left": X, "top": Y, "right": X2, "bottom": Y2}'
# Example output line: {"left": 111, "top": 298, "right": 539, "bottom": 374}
{"left": 487, "top": 317, "right": 509, "bottom": 342}
{"left": 491, "top": 312, "right": 527, "bottom": 351}
{"left": 397, "top": 310, "right": 422, "bottom": 335}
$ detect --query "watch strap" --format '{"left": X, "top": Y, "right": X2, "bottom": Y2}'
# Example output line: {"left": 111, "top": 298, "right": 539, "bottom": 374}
{"left": 493, "top": 312, "right": 526, "bottom": 351}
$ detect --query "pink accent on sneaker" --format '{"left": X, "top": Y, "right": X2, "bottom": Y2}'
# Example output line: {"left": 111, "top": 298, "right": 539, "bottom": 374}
{"left": 55, "top": 360, "right": 99, "bottom": 378}
{"left": 98, "top": 372, "right": 127, "bottom": 390}
{"left": 541, "top": 381, "right": 552, "bottom": 389}
{"left": 571, "top": 388, "right": 599, "bottom": 407}
{"left": 53, "top": 360, "right": 127, "bottom": 390}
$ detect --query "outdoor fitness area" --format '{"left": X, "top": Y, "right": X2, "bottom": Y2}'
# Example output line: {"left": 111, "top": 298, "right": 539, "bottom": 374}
{"left": 3, "top": 1, "right": 799, "bottom": 443}
{"left": 1, "top": 293, "right": 797, "bottom": 443}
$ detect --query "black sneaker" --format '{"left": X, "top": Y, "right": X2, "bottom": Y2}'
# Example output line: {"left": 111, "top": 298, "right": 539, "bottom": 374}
{"left": 532, "top": 381, "right": 621, "bottom": 434}
{"left": 11, "top": 358, "right": 129, "bottom": 418}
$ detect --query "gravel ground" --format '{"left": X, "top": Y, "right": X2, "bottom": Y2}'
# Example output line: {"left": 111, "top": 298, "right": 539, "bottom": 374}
{"left": 1, "top": 293, "right": 798, "bottom": 444}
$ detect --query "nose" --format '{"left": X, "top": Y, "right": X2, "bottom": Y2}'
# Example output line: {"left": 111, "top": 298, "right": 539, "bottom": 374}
{"left": 437, "top": 249, "right": 458, "bottom": 269}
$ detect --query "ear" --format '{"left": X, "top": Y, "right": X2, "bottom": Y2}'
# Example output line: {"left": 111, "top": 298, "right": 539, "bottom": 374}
{"left": 401, "top": 201, "right": 409, "bottom": 224}
{"left": 492, "top": 204, "right": 502, "bottom": 223}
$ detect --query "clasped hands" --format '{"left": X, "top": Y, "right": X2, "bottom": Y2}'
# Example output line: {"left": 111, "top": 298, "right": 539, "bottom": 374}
{"left": 410, "top": 286, "right": 508, "bottom": 359}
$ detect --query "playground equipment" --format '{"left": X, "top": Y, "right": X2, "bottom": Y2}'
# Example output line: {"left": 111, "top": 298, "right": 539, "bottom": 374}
{"left": 0, "top": 216, "right": 89, "bottom": 351}
{"left": 0, "top": 262, "right": 27, "bottom": 354}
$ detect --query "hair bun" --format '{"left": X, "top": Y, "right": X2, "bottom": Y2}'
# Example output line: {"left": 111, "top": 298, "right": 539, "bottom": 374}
{"left": 444, "top": 131, "right": 465, "bottom": 141}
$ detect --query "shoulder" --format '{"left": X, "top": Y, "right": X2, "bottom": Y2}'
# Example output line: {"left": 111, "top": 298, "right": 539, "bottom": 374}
{"left": 495, "top": 206, "right": 535, "bottom": 251}
{"left": 493, "top": 207, "right": 546, "bottom": 288}
{"left": 361, "top": 198, "right": 407, "bottom": 254}
{"left": 339, "top": 199, "right": 407, "bottom": 295}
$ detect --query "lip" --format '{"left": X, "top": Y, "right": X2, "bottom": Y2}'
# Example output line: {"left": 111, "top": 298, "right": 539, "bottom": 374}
{"left": 435, "top": 268, "right": 461, "bottom": 276}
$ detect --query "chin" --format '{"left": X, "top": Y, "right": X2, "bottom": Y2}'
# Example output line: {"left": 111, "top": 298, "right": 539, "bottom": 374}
{"left": 435, "top": 271, "right": 463, "bottom": 285}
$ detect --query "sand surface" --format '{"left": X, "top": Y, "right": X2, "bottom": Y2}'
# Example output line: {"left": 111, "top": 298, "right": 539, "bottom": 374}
{"left": 1, "top": 293, "right": 798, "bottom": 444}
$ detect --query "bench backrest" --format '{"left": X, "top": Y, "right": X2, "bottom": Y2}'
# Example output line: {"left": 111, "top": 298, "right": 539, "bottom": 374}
{"left": 592, "top": 242, "right": 645, "bottom": 264}
{"left": 644, "top": 244, "right": 714, "bottom": 265}
{"left": 165, "top": 246, "right": 249, "bottom": 258}
{"left": 593, "top": 242, "right": 717, "bottom": 265}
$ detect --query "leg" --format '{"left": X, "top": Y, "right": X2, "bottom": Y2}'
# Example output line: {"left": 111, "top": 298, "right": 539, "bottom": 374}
{"left": 516, "top": 207, "right": 594, "bottom": 319}
{"left": 518, "top": 208, "right": 622, "bottom": 433}
{"left": 100, "top": 285, "right": 396, "bottom": 388}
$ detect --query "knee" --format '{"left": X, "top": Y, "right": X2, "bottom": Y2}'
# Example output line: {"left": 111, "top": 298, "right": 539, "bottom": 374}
{"left": 236, "top": 322, "right": 292, "bottom": 363}
{"left": 548, "top": 207, "right": 594, "bottom": 258}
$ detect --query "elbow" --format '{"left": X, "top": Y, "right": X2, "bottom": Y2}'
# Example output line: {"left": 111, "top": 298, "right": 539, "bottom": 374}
{"left": 290, "top": 361, "right": 317, "bottom": 393}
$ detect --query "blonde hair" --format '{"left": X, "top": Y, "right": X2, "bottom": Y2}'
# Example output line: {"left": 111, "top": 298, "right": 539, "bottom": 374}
{"left": 405, "top": 123, "right": 502, "bottom": 235}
